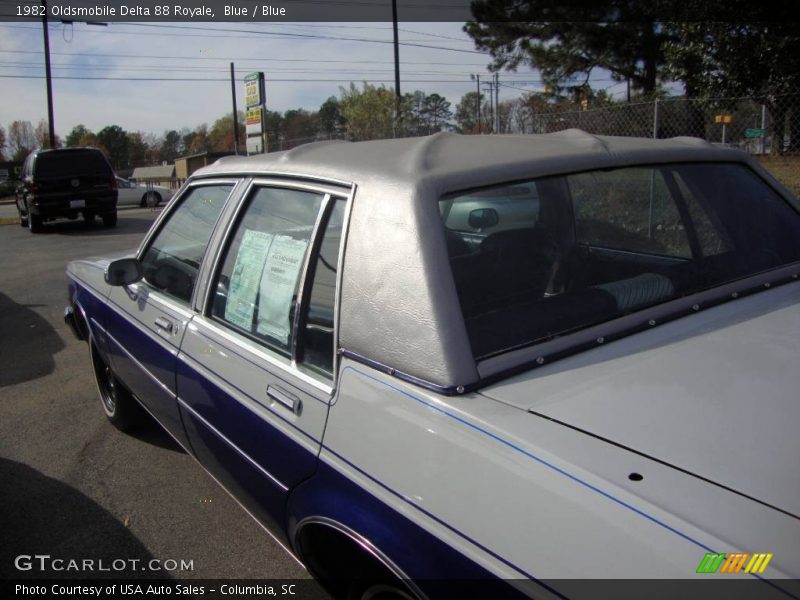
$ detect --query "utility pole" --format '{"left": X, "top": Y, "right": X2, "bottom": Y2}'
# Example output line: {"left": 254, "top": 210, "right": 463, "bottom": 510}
{"left": 391, "top": 0, "right": 401, "bottom": 136}
{"left": 230, "top": 62, "right": 240, "bottom": 154}
{"left": 483, "top": 80, "right": 494, "bottom": 133}
{"left": 41, "top": 0, "right": 55, "bottom": 148}
{"left": 494, "top": 72, "right": 500, "bottom": 133}
{"left": 470, "top": 74, "right": 481, "bottom": 134}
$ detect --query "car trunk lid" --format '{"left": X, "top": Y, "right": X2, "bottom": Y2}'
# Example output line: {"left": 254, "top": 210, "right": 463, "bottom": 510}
{"left": 478, "top": 281, "right": 800, "bottom": 517}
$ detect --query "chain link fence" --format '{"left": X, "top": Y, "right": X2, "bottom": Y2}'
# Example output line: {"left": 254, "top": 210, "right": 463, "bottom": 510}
{"left": 526, "top": 94, "right": 800, "bottom": 155}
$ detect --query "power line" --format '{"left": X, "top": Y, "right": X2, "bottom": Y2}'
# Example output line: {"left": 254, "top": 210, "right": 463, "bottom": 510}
{"left": 0, "top": 61, "right": 480, "bottom": 77}
{"left": 0, "top": 21, "right": 485, "bottom": 54}
{"left": 0, "top": 74, "right": 498, "bottom": 83}
{"left": 0, "top": 48, "right": 492, "bottom": 67}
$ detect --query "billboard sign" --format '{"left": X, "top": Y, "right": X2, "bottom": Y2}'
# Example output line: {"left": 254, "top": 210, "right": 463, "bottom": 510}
{"left": 245, "top": 72, "right": 265, "bottom": 108}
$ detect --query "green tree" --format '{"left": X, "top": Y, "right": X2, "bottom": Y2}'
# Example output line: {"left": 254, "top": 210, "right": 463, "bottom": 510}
{"left": 96, "top": 125, "right": 129, "bottom": 169}
{"left": 158, "top": 129, "right": 182, "bottom": 163}
{"left": 455, "top": 92, "right": 489, "bottom": 134}
{"left": 208, "top": 113, "right": 245, "bottom": 153}
{"left": 317, "top": 97, "right": 346, "bottom": 139}
{"left": 464, "top": 2, "right": 671, "bottom": 97}
{"left": 127, "top": 131, "right": 149, "bottom": 167}
{"left": 282, "top": 109, "right": 318, "bottom": 147}
{"left": 185, "top": 124, "right": 210, "bottom": 155}
{"left": 263, "top": 110, "right": 284, "bottom": 151}
{"left": 422, "top": 93, "right": 453, "bottom": 133}
{"left": 339, "top": 82, "right": 395, "bottom": 141}
{"left": 664, "top": 13, "right": 800, "bottom": 153}
{"left": 65, "top": 124, "right": 91, "bottom": 147}
{"left": 0, "top": 125, "right": 6, "bottom": 160}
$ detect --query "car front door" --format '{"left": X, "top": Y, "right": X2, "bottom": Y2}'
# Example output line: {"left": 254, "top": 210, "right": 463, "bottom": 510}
{"left": 177, "top": 180, "right": 349, "bottom": 530}
{"left": 104, "top": 181, "right": 237, "bottom": 448}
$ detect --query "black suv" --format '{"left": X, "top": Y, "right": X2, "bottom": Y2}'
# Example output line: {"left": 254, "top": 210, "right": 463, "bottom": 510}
{"left": 16, "top": 147, "right": 118, "bottom": 233}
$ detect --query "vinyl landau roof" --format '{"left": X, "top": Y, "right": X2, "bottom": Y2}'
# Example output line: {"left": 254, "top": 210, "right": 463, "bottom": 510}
{"left": 196, "top": 129, "right": 744, "bottom": 190}
{"left": 191, "top": 131, "right": 767, "bottom": 392}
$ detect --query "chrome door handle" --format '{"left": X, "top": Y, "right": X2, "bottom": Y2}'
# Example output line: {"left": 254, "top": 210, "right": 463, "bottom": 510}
{"left": 266, "top": 385, "right": 302, "bottom": 416}
{"left": 154, "top": 317, "right": 174, "bottom": 333}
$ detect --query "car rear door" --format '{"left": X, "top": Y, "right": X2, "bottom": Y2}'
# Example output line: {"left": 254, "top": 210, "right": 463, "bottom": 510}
{"left": 177, "top": 179, "right": 350, "bottom": 531}
{"left": 104, "top": 180, "right": 239, "bottom": 448}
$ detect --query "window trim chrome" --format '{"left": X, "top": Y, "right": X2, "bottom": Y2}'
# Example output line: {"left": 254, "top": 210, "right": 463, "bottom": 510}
{"left": 200, "top": 177, "right": 355, "bottom": 399}
{"left": 134, "top": 178, "right": 243, "bottom": 308}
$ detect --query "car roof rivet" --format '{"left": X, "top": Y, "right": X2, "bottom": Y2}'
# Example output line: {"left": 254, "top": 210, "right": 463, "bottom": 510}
{"left": 731, "top": 292, "right": 738, "bottom": 298}
{"left": 535, "top": 357, "right": 545, "bottom": 365}
{"left": 596, "top": 337, "right": 604, "bottom": 344}
{"left": 764, "top": 282, "right": 771, "bottom": 288}
{"left": 648, "top": 319, "right": 656, "bottom": 326}
{"left": 456, "top": 386, "right": 465, "bottom": 394}
{"left": 692, "top": 304, "right": 700, "bottom": 311}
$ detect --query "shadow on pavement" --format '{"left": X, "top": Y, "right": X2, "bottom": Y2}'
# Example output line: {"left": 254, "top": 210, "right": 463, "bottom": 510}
{"left": 128, "top": 416, "right": 186, "bottom": 454}
{"left": 39, "top": 215, "right": 158, "bottom": 238}
{"left": 0, "top": 293, "right": 64, "bottom": 388}
{"left": 0, "top": 457, "right": 169, "bottom": 579}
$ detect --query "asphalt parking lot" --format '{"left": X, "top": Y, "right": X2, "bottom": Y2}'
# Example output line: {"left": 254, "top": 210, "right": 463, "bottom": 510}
{"left": 0, "top": 206, "right": 312, "bottom": 583}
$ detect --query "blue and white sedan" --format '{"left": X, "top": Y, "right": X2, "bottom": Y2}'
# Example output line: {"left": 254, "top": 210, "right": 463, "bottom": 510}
{"left": 65, "top": 132, "right": 800, "bottom": 599}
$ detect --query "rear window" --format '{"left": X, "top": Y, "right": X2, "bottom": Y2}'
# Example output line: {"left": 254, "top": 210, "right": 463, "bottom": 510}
{"left": 441, "top": 163, "right": 800, "bottom": 359}
{"left": 34, "top": 150, "right": 111, "bottom": 178}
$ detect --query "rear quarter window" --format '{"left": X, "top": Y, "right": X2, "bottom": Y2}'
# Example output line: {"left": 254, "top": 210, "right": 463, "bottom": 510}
{"left": 442, "top": 163, "right": 800, "bottom": 360}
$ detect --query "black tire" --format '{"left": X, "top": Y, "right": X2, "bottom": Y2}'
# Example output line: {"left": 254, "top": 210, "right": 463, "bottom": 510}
{"left": 142, "top": 191, "right": 161, "bottom": 208}
{"left": 90, "top": 341, "right": 144, "bottom": 432}
{"left": 102, "top": 212, "right": 118, "bottom": 228}
{"left": 28, "top": 209, "right": 43, "bottom": 233}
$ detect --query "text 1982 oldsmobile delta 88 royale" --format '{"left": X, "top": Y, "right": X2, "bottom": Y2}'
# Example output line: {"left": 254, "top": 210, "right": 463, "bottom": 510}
{"left": 65, "top": 131, "right": 800, "bottom": 599}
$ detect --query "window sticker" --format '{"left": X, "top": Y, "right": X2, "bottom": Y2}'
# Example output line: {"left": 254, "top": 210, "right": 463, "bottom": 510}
{"left": 224, "top": 229, "right": 274, "bottom": 330}
{"left": 256, "top": 235, "right": 309, "bottom": 343}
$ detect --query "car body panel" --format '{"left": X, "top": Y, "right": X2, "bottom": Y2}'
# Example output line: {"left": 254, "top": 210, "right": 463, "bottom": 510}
{"left": 321, "top": 362, "right": 800, "bottom": 581}
{"left": 116, "top": 176, "right": 173, "bottom": 207}
{"left": 176, "top": 315, "right": 329, "bottom": 528}
{"left": 479, "top": 281, "right": 800, "bottom": 519}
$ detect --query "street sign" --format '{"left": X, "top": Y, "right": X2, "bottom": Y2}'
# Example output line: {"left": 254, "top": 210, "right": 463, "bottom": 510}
{"left": 714, "top": 115, "right": 733, "bottom": 124}
{"left": 246, "top": 106, "right": 264, "bottom": 136}
{"left": 745, "top": 128, "right": 767, "bottom": 138}
{"left": 244, "top": 72, "right": 265, "bottom": 108}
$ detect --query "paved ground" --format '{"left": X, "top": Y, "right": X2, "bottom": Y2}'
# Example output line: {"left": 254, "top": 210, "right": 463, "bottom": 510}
{"left": 0, "top": 208, "right": 312, "bottom": 582}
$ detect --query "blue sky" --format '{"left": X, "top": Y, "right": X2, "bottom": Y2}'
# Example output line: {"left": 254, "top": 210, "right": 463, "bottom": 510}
{"left": 0, "top": 20, "right": 628, "bottom": 138}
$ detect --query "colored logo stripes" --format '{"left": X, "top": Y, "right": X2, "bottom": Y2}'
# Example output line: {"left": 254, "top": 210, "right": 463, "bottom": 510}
{"left": 696, "top": 552, "right": 773, "bottom": 574}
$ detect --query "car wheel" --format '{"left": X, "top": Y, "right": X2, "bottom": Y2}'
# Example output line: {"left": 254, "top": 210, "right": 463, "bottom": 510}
{"left": 143, "top": 191, "right": 161, "bottom": 208}
{"left": 28, "top": 209, "right": 43, "bottom": 233}
{"left": 90, "top": 341, "right": 143, "bottom": 432}
{"left": 102, "top": 212, "right": 118, "bottom": 228}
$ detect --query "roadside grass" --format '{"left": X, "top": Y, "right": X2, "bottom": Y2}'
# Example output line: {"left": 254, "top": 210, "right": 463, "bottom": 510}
{"left": 0, "top": 218, "right": 19, "bottom": 225}
{"left": 757, "top": 155, "right": 800, "bottom": 196}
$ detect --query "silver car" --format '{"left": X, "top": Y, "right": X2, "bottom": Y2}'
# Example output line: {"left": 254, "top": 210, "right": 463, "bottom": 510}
{"left": 66, "top": 131, "right": 800, "bottom": 598}
{"left": 115, "top": 176, "right": 173, "bottom": 208}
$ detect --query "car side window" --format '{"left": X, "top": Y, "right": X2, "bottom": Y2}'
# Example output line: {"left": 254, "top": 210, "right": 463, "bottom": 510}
{"left": 570, "top": 168, "right": 692, "bottom": 258}
{"left": 211, "top": 186, "right": 324, "bottom": 357}
{"left": 140, "top": 184, "right": 231, "bottom": 304}
{"left": 297, "top": 199, "right": 345, "bottom": 378}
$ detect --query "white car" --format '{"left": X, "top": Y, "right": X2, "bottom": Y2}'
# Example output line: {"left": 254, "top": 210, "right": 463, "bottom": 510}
{"left": 66, "top": 132, "right": 800, "bottom": 598}
{"left": 115, "top": 176, "right": 172, "bottom": 208}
